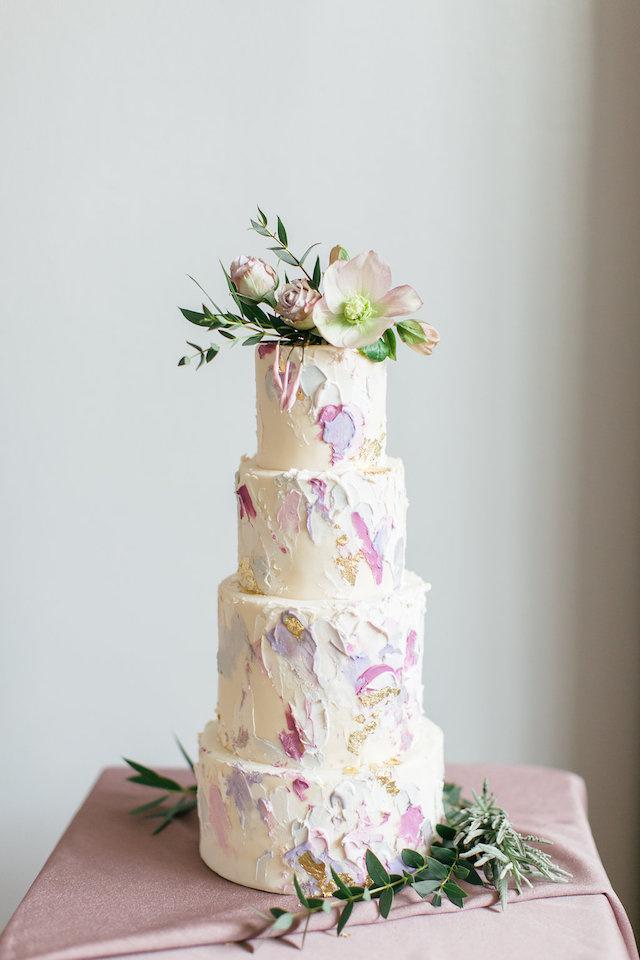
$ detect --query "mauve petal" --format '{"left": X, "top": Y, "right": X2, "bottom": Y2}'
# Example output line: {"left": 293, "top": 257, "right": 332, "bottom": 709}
{"left": 377, "top": 284, "right": 423, "bottom": 318}
{"left": 337, "top": 250, "right": 392, "bottom": 302}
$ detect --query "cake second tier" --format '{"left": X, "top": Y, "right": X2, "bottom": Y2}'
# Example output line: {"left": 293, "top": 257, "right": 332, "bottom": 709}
{"left": 236, "top": 455, "right": 407, "bottom": 600}
{"left": 216, "top": 571, "right": 429, "bottom": 770}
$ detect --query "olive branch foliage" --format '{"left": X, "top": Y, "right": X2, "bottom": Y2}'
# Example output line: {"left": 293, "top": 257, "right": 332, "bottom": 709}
{"left": 125, "top": 749, "right": 571, "bottom": 942}
{"left": 177, "top": 206, "right": 431, "bottom": 369}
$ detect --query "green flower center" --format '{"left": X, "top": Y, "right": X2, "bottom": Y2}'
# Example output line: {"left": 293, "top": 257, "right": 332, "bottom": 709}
{"left": 342, "top": 294, "right": 373, "bottom": 325}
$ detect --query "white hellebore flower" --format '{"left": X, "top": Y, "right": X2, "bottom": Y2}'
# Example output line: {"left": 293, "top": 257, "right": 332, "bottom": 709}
{"left": 312, "top": 250, "right": 422, "bottom": 349}
{"left": 230, "top": 255, "right": 277, "bottom": 300}
{"left": 275, "top": 278, "right": 321, "bottom": 330}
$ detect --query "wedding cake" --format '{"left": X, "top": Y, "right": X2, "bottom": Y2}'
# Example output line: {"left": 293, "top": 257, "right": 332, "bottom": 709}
{"left": 196, "top": 343, "right": 444, "bottom": 894}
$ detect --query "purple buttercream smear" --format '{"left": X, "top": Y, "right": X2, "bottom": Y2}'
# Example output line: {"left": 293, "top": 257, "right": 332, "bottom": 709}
{"left": 292, "top": 777, "right": 310, "bottom": 801}
{"left": 279, "top": 706, "right": 305, "bottom": 760}
{"left": 236, "top": 484, "right": 257, "bottom": 521}
{"left": 404, "top": 629, "right": 418, "bottom": 670}
{"left": 352, "top": 511, "right": 383, "bottom": 584}
{"left": 208, "top": 785, "right": 231, "bottom": 851}
{"left": 354, "top": 663, "right": 396, "bottom": 694}
{"left": 317, "top": 403, "right": 363, "bottom": 462}
{"left": 399, "top": 804, "right": 425, "bottom": 845}
{"left": 257, "top": 342, "right": 276, "bottom": 358}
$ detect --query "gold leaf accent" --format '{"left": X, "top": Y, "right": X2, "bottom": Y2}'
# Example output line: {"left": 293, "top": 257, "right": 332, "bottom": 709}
{"left": 237, "top": 558, "right": 261, "bottom": 594}
{"left": 298, "top": 851, "right": 334, "bottom": 896}
{"left": 282, "top": 613, "right": 305, "bottom": 639}
{"left": 338, "top": 872, "right": 355, "bottom": 887}
{"left": 353, "top": 714, "right": 366, "bottom": 724}
{"left": 335, "top": 550, "right": 362, "bottom": 587}
{"left": 358, "top": 686, "right": 400, "bottom": 709}
{"left": 347, "top": 716, "right": 378, "bottom": 755}
{"left": 342, "top": 765, "right": 359, "bottom": 775}
{"left": 359, "top": 434, "right": 386, "bottom": 465}
{"left": 375, "top": 772, "right": 400, "bottom": 796}
{"left": 336, "top": 534, "right": 348, "bottom": 547}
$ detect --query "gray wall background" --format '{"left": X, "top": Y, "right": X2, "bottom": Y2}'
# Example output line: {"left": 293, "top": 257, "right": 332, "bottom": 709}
{"left": 1, "top": 0, "right": 639, "bottom": 931}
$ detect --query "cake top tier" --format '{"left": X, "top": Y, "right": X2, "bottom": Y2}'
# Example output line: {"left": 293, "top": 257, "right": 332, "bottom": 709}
{"left": 255, "top": 344, "right": 387, "bottom": 470}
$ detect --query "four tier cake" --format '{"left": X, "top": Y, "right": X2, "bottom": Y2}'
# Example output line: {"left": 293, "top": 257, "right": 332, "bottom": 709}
{"left": 196, "top": 343, "right": 444, "bottom": 894}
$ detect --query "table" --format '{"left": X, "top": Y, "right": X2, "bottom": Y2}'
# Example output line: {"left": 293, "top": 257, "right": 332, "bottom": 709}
{"left": 1, "top": 764, "right": 637, "bottom": 960}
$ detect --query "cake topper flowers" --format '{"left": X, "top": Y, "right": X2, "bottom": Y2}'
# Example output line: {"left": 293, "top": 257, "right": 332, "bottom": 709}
{"left": 177, "top": 206, "right": 440, "bottom": 369}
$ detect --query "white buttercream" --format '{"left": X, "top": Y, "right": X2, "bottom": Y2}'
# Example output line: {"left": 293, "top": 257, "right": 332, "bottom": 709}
{"left": 236, "top": 457, "right": 407, "bottom": 599}
{"left": 197, "top": 717, "right": 444, "bottom": 894}
{"left": 216, "top": 572, "right": 428, "bottom": 768}
{"left": 255, "top": 344, "right": 387, "bottom": 470}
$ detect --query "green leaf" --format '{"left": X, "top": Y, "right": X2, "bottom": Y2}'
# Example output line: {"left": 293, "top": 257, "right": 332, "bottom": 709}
{"left": 150, "top": 795, "right": 197, "bottom": 834}
{"left": 272, "top": 912, "right": 294, "bottom": 932}
{"left": 269, "top": 247, "right": 298, "bottom": 266}
{"left": 443, "top": 881, "right": 467, "bottom": 908}
{"left": 177, "top": 356, "right": 190, "bottom": 366}
{"left": 270, "top": 907, "right": 287, "bottom": 919}
{"left": 365, "top": 850, "right": 390, "bottom": 887}
{"left": 436, "top": 824, "right": 457, "bottom": 842}
{"left": 424, "top": 857, "right": 449, "bottom": 880}
{"left": 312, "top": 256, "right": 322, "bottom": 289}
{"left": 396, "top": 319, "right": 426, "bottom": 346}
{"left": 276, "top": 217, "right": 287, "bottom": 246}
{"left": 174, "top": 737, "right": 195, "bottom": 772}
{"left": 460, "top": 864, "right": 484, "bottom": 886}
{"left": 453, "top": 864, "right": 470, "bottom": 880}
{"left": 330, "top": 868, "right": 352, "bottom": 898}
{"left": 431, "top": 892, "right": 442, "bottom": 908}
{"left": 243, "top": 334, "right": 264, "bottom": 346}
{"left": 401, "top": 849, "right": 425, "bottom": 869}
{"left": 306, "top": 897, "right": 324, "bottom": 909}
{"left": 359, "top": 338, "right": 389, "bottom": 363}
{"left": 379, "top": 888, "right": 393, "bottom": 918}
{"left": 180, "top": 308, "right": 210, "bottom": 327}
{"left": 250, "top": 219, "right": 271, "bottom": 237}
{"left": 293, "top": 874, "right": 309, "bottom": 907}
{"left": 299, "top": 242, "right": 320, "bottom": 265}
{"left": 218, "top": 329, "right": 236, "bottom": 340}
{"left": 123, "top": 759, "right": 185, "bottom": 793}
{"left": 205, "top": 347, "right": 218, "bottom": 363}
{"left": 413, "top": 879, "right": 441, "bottom": 898}
{"left": 383, "top": 327, "right": 397, "bottom": 360}
{"left": 336, "top": 901, "right": 353, "bottom": 935}
{"left": 430, "top": 845, "right": 456, "bottom": 865}
{"left": 130, "top": 794, "right": 170, "bottom": 816}
{"left": 257, "top": 206, "right": 268, "bottom": 226}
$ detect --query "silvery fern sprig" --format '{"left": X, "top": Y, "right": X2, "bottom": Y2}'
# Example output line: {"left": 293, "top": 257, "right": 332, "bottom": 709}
{"left": 445, "top": 780, "right": 572, "bottom": 909}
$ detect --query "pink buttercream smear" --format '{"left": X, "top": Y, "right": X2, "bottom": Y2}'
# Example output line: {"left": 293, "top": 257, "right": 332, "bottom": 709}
{"left": 257, "top": 342, "right": 276, "bottom": 358}
{"left": 208, "top": 785, "right": 231, "bottom": 851}
{"left": 352, "top": 511, "right": 383, "bottom": 584}
{"left": 292, "top": 777, "right": 310, "bottom": 801}
{"left": 236, "top": 484, "right": 257, "bottom": 521}
{"left": 276, "top": 489, "right": 302, "bottom": 535}
{"left": 399, "top": 804, "right": 425, "bottom": 845}
{"left": 354, "top": 663, "right": 396, "bottom": 695}
{"left": 279, "top": 706, "right": 305, "bottom": 760}
{"left": 317, "top": 404, "right": 364, "bottom": 462}
{"left": 404, "top": 629, "right": 418, "bottom": 670}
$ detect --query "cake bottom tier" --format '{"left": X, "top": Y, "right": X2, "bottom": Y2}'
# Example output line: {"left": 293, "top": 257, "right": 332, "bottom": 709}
{"left": 196, "top": 718, "right": 444, "bottom": 894}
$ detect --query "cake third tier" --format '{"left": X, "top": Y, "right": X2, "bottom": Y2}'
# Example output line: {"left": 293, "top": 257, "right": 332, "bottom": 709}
{"left": 216, "top": 571, "right": 428, "bottom": 769}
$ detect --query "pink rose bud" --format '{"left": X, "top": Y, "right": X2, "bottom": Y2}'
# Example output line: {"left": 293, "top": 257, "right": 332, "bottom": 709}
{"left": 409, "top": 323, "right": 440, "bottom": 356}
{"left": 275, "top": 278, "right": 321, "bottom": 330}
{"left": 230, "top": 255, "right": 277, "bottom": 300}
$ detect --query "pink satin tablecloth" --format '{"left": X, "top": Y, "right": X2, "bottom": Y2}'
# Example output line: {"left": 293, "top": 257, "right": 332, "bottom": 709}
{"left": 1, "top": 764, "right": 637, "bottom": 960}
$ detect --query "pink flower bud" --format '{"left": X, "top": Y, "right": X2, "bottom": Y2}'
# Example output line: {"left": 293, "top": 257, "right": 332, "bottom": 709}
{"left": 230, "top": 255, "right": 277, "bottom": 300}
{"left": 408, "top": 323, "right": 440, "bottom": 356}
{"left": 275, "top": 278, "right": 321, "bottom": 330}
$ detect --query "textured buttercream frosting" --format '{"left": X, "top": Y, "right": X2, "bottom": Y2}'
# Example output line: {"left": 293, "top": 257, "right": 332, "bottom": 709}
{"left": 255, "top": 343, "right": 387, "bottom": 471}
{"left": 236, "top": 456, "right": 407, "bottom": 600}
{"left": 196, "top": 344, "right": 444, "bottom": 895}
{"left": 197, "top": 718, "right": 444, "bottom": 894}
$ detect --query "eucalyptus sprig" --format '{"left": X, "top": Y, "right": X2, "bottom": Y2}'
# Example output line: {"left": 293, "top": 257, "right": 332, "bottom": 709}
{"left": 124, "top": 737, "right": 197, "bottom": 835}
{"left": 249, "top": 208, "right": 322, "bottom": 291}
{"left": 257, "top": 780, "right": 571, "bottom": 942}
